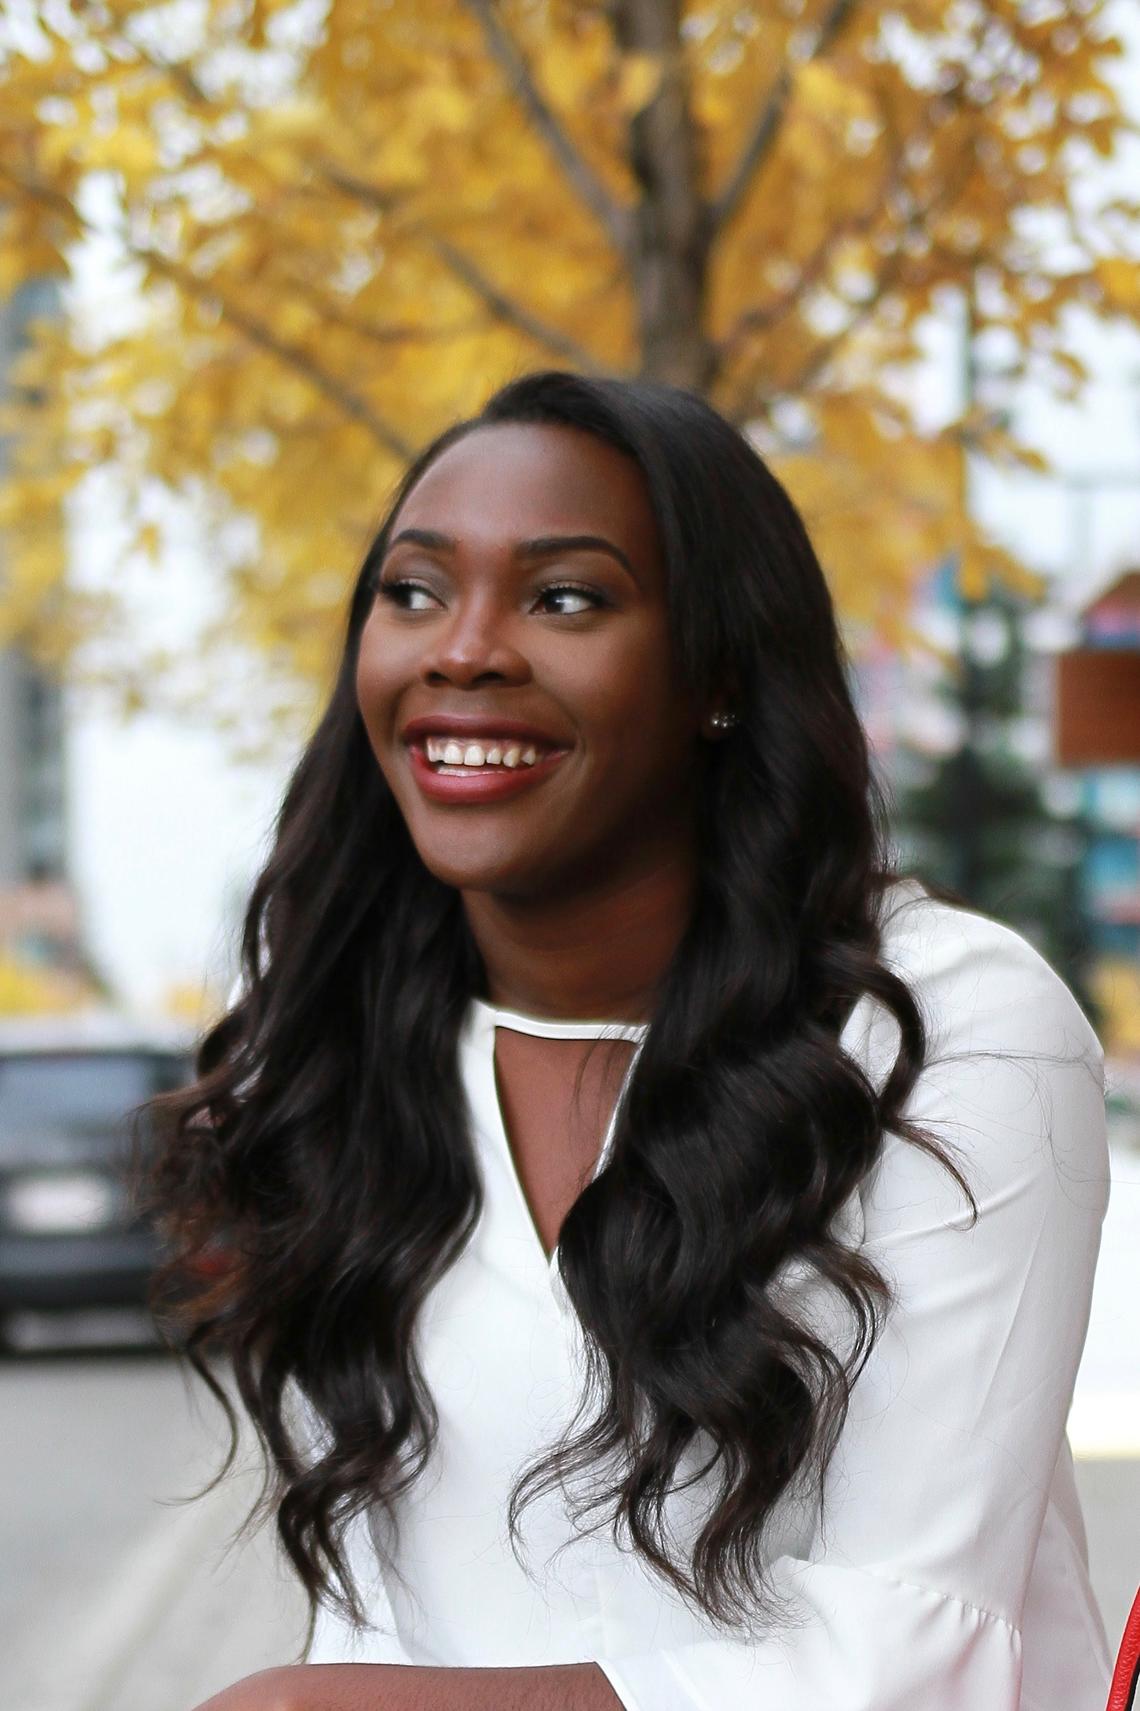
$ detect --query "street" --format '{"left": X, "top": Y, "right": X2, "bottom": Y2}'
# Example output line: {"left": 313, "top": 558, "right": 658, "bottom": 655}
{"left": 1, "top": 1348, "right": 307, "bottom": 1711}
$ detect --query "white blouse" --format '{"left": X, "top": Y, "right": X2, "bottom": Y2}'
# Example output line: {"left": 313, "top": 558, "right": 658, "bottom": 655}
{"left": 300, "top": 877, "right": 1114, "bottom": 1710}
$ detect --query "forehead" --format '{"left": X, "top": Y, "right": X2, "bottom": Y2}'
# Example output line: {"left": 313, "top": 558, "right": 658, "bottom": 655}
{"left": 392, "top": 422, "right": 660, "bottom": 552}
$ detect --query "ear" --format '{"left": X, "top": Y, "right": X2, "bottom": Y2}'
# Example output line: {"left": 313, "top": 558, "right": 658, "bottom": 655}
{"left": 699, "top": 698, "right": 739, "bottom": 741}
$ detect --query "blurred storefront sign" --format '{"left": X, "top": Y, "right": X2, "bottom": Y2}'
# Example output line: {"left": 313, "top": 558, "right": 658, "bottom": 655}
{"left": 1055, "top": 572, "right": 1140, "bottom": 766}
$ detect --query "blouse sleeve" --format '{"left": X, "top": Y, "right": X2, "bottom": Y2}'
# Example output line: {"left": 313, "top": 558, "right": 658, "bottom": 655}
{"left": 594, "top": 907, "right": 1110, "bottom": 1711}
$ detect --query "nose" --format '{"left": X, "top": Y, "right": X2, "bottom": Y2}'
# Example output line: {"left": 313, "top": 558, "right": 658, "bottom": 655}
{"left": 420, "top": 592, "right": 530, "bottom": 689}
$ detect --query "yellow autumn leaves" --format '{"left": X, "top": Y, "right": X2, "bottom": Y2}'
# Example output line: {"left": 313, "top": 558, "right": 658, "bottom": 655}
{"left": 0, "top": 0, "right": 1135, "bottom": 744}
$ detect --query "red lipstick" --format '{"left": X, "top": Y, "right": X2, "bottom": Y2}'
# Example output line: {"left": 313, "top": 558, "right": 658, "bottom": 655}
{"left": 406, "top": 742, "right": 569, "bottom": 804}
{"left": 401, "top": 714, "right": 568, "bottom": 748}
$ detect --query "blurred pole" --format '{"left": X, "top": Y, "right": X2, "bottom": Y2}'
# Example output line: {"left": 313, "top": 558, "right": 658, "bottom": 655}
{"left": 954, "top": 271, "right": 986, "bottom": 902}
{"left": 1062, "top": 470, "right": 1140, "bottom": 588}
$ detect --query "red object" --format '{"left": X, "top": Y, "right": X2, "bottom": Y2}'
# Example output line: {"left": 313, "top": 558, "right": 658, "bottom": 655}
{"left": 1054, "top": 648, "right": 1140, "bottom": 765}
{"left": 1108, "top": 1586, "right": 1140, "bottom": 1711}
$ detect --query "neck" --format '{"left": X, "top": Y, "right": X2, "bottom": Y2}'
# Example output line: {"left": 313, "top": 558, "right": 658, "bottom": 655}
{"left": 462, "top": 841, "right": 696, "bottom": 1023}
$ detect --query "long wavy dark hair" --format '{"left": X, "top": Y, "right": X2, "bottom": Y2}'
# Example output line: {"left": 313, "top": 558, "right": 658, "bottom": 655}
{"left": 139, "top": 370, "right": 977, "bottom": 1648}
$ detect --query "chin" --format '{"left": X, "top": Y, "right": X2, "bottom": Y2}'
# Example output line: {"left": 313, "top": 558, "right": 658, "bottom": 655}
{"left": 408, "top": 834, "right": 551, "bottom": 899}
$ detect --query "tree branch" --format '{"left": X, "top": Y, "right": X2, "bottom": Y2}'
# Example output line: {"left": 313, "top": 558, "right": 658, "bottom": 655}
{"left": 278, "top": 271, "right": 487, "bottom": 349}
{"left": 716, "top": 98, "right": 916, "bottom": 366}
{"left": 460, "top": 0, "right": 632, "bottom": 255}
{"left": 61, "top": 34, "right": 608, "bottom": 379}
{"left": 427, "top": 232, "right": 609, "bottom": 372}
{"left": 316, "top": 163, "right": 606, "bottom": 372}
{"left": 712, "top": 0, "right": 861, "bottom": 237}
{"left": 152, "top": 256, "right": 417, "bottom": 459}
{"left": 721, "top": 87, "right": 974, "bottom": 420}
{"left": 787, "top": 248, "right": 908, "bottom": 400}
{"left": 0, "top": 166, "right": 416, "bottom": 462}
{"left": 787, "top": 141, "right": 975, "bottom": 400}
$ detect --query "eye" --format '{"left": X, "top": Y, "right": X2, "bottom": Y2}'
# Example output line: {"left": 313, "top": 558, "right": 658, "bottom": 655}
{"left": 535, "top": 583, "right": 607, "bottom": 616}
{"left": 373, "top": 577, "right": 608, "bottom": 617}
{"left": 375, "top": 578, "right": 439, "bottom": 612}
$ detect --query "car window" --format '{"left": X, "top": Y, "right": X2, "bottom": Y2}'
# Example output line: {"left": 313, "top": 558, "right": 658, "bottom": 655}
{"left": 0, "top": 1053, "right": 191, "bottom": 1152}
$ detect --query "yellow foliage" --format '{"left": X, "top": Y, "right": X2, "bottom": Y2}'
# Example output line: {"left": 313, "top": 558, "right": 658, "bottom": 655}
{"left": 160, "top": 980, "right": 221, "bottom": 1030}
{"left": 0, "top": 955, "right": 90, "bottom": 1017}
{"left": 1090, "top": 957, "right": 1140, "bottom": 1058}
{"left": 534, "top": 25, "right": 610, "bottom": 112}
{"left": 613, "top": 53, "right": 664, "bottom": 117}
{"left": 0, "top": 0, "right": 1134, "bottom": 743}
{"left": 1096, "top": 258, "right": 1140, "bottom": 315}
{"left": 135, "top": 522, "right": 162, "bottom": 561}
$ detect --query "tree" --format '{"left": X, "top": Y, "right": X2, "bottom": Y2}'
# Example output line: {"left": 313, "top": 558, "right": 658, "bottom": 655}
{"left": 891, "top": 573, "right": 1102, "bottom": 1018}
{"left": 0, "top": 0, "right": 1137, "bottom": 744}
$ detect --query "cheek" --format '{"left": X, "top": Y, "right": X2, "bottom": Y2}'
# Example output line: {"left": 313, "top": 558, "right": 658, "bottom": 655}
{"left": 579, "top": 621, "right": 687, "bottom": 744}
{"left": 560, "top": 633, "right": 694, "bottom": 807}
{"left": 355, "top": 650, "right": 406, "bottom": 799}
{"left": 355, "top": 617, "right": 398, "bottom": 727}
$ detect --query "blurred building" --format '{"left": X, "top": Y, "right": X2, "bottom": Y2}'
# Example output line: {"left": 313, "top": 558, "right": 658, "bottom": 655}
{"left": 0, "top": 283, "right": 103, "bottom": 1007}
{"left": 1055, "top": 569, "right": 1140, "bottom": 967}
{"left": 853, "top": 553, "right": 1140, "bottom": 1047}
{"left": 855, "top": 554, "right": 1056, "bottom": 778}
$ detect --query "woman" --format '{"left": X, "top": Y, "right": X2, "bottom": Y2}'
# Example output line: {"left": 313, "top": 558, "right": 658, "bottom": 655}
{"left": 148, "top": 370, "right": 1112, "bottom": 1711}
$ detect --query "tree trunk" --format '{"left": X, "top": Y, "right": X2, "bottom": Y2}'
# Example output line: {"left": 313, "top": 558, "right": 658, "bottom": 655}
{"left": 612, "top": 0, "right": 715, "bottom": 392}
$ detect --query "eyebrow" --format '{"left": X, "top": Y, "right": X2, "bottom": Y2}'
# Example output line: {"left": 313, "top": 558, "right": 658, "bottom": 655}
{"left": 386, "top": 528, "right": 639, "bottom": 586}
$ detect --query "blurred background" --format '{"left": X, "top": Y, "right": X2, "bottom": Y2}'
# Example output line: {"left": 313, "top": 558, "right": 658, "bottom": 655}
{"left": 0, "top": 0, "right": 1137, "bottom": 1705}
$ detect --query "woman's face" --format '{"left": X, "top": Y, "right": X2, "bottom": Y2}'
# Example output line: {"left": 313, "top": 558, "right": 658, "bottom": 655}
{"left": 355, "top": 421, "right": 707, "bottom": 899}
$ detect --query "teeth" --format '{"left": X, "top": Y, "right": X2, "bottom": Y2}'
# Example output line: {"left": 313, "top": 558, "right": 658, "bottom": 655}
{"left": 422, "top": 735, "right": 549, "bottom": 769}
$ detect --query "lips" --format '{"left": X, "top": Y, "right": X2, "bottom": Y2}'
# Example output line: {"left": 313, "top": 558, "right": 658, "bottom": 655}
{"left": 406, "top": 740, "right": 569, "bottom": 804}
{"left": 400, "top": 714, "right": 569, "bottom": 751}
{"left": 399, "top": 712, "right": 572, "bottom": 806}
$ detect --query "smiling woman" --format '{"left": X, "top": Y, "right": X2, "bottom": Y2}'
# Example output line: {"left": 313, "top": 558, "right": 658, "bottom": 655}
{"left": 354, "top": 417, "right": 705, "bottom": 924}
{"left": 139, "top": 371, "right": 1112, "bottom": 1711}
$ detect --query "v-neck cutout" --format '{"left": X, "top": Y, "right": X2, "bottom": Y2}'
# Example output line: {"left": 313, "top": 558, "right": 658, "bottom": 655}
{"left": 471, "top": 995, "right": 649, "bottom": 1044}
{"left": 467, "top": 996, "right": 647, "bottom": 1279}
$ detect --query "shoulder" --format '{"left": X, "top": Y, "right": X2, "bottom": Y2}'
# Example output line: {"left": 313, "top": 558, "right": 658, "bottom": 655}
{"left": 843, "top": 877, "right": 1109, "bottom": 1249}
{"left": 863, "top": 875, "right": 1103, "bottom": 1072}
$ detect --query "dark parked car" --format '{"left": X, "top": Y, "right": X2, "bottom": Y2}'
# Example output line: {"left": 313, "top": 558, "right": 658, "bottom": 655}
{"left": 0, "top": 1013, "right": 197, "bottom": 1347}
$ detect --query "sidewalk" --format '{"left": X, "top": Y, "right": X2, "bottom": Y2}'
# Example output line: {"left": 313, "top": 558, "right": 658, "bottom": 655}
{"left": 9, "top": 1472, "right": 307, "bottom": 1711}
{"left": 1076, "top": 1456, "right": 1140, "bottom": 1655}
